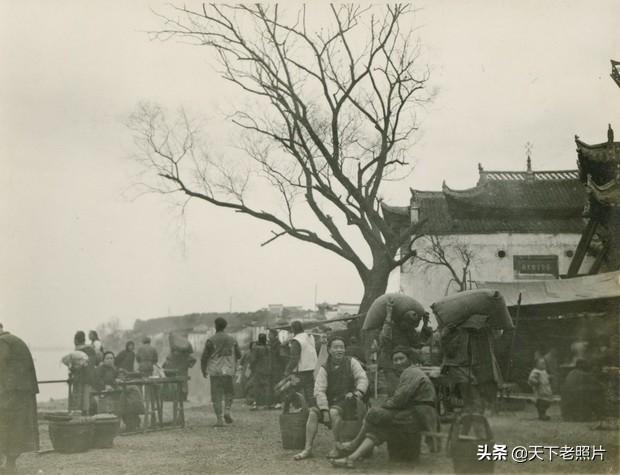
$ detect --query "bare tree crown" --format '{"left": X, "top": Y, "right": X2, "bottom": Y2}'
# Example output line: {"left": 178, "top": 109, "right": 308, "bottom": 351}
{"left": 128, "top": 4, "right": 430, "bottom": 306}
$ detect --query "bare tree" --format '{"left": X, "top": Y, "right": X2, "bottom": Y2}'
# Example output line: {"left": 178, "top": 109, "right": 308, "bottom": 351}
{"left": 128, "top": 4, "right": 430, "bottom": 313}
{"left": 413, "top": 235, "right": 476, "bottom": 292}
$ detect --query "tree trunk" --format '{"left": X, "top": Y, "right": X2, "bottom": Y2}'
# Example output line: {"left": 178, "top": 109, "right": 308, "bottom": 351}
{"left": 359, "top": 267, "right": 392, "bottom": 315}
{"left": 353, "top": 261, "right": 392, "bottom": 360}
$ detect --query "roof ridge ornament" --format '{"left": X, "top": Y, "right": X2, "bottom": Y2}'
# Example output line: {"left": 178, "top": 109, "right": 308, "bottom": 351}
{"left": 525, "top": 142, "right": 534, "bottom": 181}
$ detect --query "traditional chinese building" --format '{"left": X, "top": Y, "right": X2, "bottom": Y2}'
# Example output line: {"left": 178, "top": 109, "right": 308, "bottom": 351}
{"left": 383, "top": 159, "right": 592, "bottom": 309}
{"left": 568, "top": 125, "right": 620, "bottom": 274}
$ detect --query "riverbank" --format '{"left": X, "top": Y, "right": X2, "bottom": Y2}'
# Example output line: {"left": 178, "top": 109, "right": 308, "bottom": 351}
{"left": 19, "top": 402, "right": 619, "bottom": 474}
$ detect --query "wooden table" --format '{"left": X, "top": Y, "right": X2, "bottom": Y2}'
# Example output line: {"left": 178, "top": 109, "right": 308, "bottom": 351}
{"left": 96, "top": 376, "right": 188, "bottom": 433}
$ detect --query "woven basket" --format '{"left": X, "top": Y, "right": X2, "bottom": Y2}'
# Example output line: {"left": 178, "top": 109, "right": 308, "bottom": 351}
{"left": 279, "top": 392, "right": 308, "bottom": 450}
{"left": 97, "top": 394, "right": 122, "bottom": 415}
{"left": 49, "top": 419, "right": 94, "bottom": 454}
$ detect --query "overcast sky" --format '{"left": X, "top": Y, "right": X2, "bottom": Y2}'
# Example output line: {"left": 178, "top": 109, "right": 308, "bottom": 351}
{"left": 1, "top": 1, "right": 619, "bottom": 348}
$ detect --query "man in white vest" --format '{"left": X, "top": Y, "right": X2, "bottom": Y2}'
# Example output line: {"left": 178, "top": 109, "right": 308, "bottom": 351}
{"left": 285, "top": 320, "right": 318, "bottom": 405}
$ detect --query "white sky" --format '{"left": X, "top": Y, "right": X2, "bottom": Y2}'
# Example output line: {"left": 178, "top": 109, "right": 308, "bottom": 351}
{"left": 1, "top": 1, "right": 619, "bottom": 347}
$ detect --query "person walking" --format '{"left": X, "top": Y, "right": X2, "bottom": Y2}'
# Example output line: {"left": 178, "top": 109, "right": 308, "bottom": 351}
{"left": 284, "top": 321, "right": 319, "bottom": 406}
{"left": 250, "top": 333, "right": 271, "bottom": 409}
{"left": 0, "top": 325, "right": 39, "bottom": 474}
{"left": 201, "top": 317, "right": 241, "bottom": 427}
{"left": 268, "top": 329, "right": 285, "bottom": 408}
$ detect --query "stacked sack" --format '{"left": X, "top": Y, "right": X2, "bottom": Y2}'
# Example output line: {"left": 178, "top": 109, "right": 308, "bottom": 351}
{"left": 431, "top": 289, "right": 514, "bottom": 330}
{"left": 169, "top": 332, "right": 193, "bottom": 353}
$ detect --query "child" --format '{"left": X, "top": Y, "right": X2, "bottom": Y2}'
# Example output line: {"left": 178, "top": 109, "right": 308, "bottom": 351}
{"left": 528, "top": 358, "right": 553, "bottom": 420}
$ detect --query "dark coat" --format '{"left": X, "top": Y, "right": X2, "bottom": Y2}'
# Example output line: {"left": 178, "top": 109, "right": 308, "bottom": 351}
{"left": 93, "top": 364, "right": 119, "bottom": 391}
{"left": 0, "top": 331, "right": 40, "bottom": 456}
{"left": 115, "top": 349, "right": 136, "bottom": 373}
{"left": 0, "top": 332, "right": 38, "bottom": 394}
{"left": 250, "top": 344, "right": 271, "bottom": 376}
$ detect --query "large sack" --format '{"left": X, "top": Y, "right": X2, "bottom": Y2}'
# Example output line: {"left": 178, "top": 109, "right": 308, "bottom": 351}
{"left": 61, "top": 350, "right": 89, "bottom": 369}
{"left": 362, "top": 293, "right": 426, "bottom": 331}
{"left": 169, "top": 332, "right": 193, "bottom": 353}
{"left": 431, "top": 290, "right": 514, "bottom": 330}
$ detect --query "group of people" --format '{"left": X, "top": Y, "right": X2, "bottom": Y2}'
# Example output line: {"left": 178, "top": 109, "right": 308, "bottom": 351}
{"left": 199, "top": 313, "right": 442, "bottom": 469}
{"left": 7, "top": 301, "right": 615, "bottom": 474}
{"left": 61, "top": 332, "right": 168, "bottom": 432}
{"left": 528, "top": 335, "right": 620, "bottom": 422}
{"left": 238, "top": 329, "right": 288, "bottom": 410}
{"left": 291, "top": 333, "right": 440, "bottom": 469}
{"left": 62, "top": 332, "right": 163, "bottom": 416}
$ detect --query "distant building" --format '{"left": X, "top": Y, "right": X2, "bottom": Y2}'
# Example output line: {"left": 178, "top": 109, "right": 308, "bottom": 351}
{"left": 383, "top": 159, "right": 592, "bottom": 309}
{"left": 320, "top": 302, "right": 360, "bottom": 320}
{"left": 335, "top": 303, "right": 360, "bottom": 317}
{"left": 267, "top": 304, "right": 284, "bottom": 316}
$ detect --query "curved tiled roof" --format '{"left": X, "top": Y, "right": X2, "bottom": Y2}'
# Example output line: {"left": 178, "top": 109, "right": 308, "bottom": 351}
{"left": 441, "top": 175, "right": 585, "bottom": 218}
{"left": 383, "top": 168, "right": 587, "bottom": 235}
{"left": 575, "top": 136, "right": 620, "bottom": 204}
{"left": 575, "top": 137, "right": 620, "bottom": 164}
{"left": 414, "top": 192, "right": 585, "bottom": 235}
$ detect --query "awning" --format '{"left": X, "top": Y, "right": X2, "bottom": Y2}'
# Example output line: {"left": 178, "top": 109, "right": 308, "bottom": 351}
{"left": 476, "top": 271, "right": 620, "bottom": 314}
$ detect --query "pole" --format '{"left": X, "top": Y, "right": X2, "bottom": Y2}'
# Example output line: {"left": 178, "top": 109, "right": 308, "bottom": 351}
{"left": 506, "top": 292, "right": 522, "bottom": 382}
{"left": 314, "top": 283, "right": 317, "bottom": 308}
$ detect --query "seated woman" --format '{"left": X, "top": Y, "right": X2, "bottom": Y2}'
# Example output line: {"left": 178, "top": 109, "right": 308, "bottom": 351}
{"left": 332, "top": 346, "right": 439, "bottom": 469}
{"left": 294, "top": 336, "right": 368, "bottom": 461}
{"left": 93, "top": 351, "right": 144, "bottom": 431}
{"left": 94, "top": 351, "right": 119, "bottom": 391}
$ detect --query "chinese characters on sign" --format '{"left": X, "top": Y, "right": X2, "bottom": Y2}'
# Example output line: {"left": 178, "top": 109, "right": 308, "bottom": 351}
{"left": 477, "top": 444, "right": 606, "bottom": 463}
{"left": 513, "top": 255, "right": 559, "bottom": 278}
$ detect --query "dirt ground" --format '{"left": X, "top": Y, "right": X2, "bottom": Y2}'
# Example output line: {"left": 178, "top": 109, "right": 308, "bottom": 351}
{"left": 17, "top": 401, "right": 619, "bottom": 475}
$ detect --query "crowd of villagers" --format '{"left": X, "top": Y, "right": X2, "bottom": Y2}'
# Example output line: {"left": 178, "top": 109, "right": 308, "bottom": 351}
{"left": 60, "top": 329, "right": 196, "bottom": 432}
{"left": 0, "top": 302, "right": 502, "bottom": 472}
{"left": 2, "top": 300, "right": 618, "bottom": 473}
